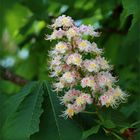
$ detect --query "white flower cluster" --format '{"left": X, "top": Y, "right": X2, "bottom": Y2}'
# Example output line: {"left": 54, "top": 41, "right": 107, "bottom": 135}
{"left": 46, "top": 15, "right": 129, "bottom": 118}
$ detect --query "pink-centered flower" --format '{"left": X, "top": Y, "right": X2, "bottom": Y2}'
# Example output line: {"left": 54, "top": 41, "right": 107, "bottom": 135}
{"left": 83, "top": 59, "right": 100, "bottom": 72}
{"left": 66, "top": 53, "right": 82, "bottom": 66}
{"left": 46, "top": 29, "right": 65, "bottom": 40}
{"left": 75, "top": 93, "right": 93, "bottom": 106}
{"left": 81, "top": 76, "right": 97, "bottom": 90}
{"left": 79, "top": 24, "right": 100, "bottom": 37}
{"left": 96, "top": 71, "right": 116, "bottom": 88}
{"left": 60, "top": 89, "right": 81, "bottom": 105}
{"left": 99, "top": 87, "right": 128, "bottom": 108}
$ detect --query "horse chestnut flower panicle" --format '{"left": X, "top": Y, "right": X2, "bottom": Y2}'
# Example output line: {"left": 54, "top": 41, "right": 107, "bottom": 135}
{"left": 46, "top": 15, "right": 129, "bottom": 118}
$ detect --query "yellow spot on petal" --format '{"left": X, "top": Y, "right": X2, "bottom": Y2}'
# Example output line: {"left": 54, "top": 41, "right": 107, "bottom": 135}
{"left": 67, "top": 28, "right": 77, "bottom": 37}
{"left": 76, "top": 97, "right": 85, "bottom": 106}
{"left": 106, "top": 96, "right": 113, "bottom": 107}
{"left": 74, "top": 58, "right": 81, "bottom": 65}
{"left": 67, "top": 108, "right": 74, "bottom": 118}
{"left": 79, "top": 41, "right": 88, "bottom": 48}
{"left": 90, "top": 63, "right": 96, "bottom": 68}
{"left": 61, "top": 18, "right": 70, "bottom": 25}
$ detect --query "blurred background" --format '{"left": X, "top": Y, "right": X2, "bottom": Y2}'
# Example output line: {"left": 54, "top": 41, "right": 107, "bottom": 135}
{"left": 0, "top": 0, "right": 139, "bottom": 138}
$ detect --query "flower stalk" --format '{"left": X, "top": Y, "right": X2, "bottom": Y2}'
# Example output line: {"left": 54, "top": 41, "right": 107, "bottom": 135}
{"left": 46, "top": 15, "right": 129, "bottom": 118}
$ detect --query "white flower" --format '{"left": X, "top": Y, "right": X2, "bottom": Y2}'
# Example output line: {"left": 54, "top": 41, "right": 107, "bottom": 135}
{"left": 62, "top": 104, "right": 75, "bottom": 118}
{"left": 77, "top": 40, "right": 91, "bottom": 52}
{"left": 112, "top": 87, "right": 128, "bottom": 104}
{"left": 53, "top": 82, "right": 64, "bottom": 92}
{"left": 55, "top": 42, "right": 68, "bottom": 54}
{"left": 77, "top": 40, "right": 102, "bottom": 54}
{"left": 50, "top": 55, "right": 62, "bottom": 69}
{"left": 99, "top": 93, "right": 108, "bottom": 106}
{"left": 66, "top": 27, "right": 79, "bottom": 40}
{"left": 81, "top": 76, "right": 97, "bottom": 90}
{"left": 60, "top": 89, "right": 81, "bottom": 104}
{"left": 73, "top": 103, "right": 86, "bottom": 114}
{"left": 46, "top": 29, "right": 65, "bottom": 40}
{"left": 79, "top": 24, "right": 100, "bottom": 37}
{"left": 96, "top": 71, "right": 116, "bottom": 88}
{"left": 49, "top": 66, "right": 62, "bottom": 77}
{"left": 75, "top": 93, "right": 93, "bottom": 106}
{"left": 52, "top": 15, "right": 74, "bottom": 28}
{"left": 83, "top": 59, "right": 100, "bottom": 72}
{"left": 48, "top": 50, "right": 57, "bottom": 56}
{"left": 47, "top": 15, "right": 129, "bottom": 118}
{"left": 99, "top": 87, "right": 128, "bottom": 108}
{"left": 91, "top": 42, "right": 102, "bottom": 55}
{"left": 96, "top": 56, "right": 111, "bottom": 70}
{"left": 66, "top": 53, "right": 82, "bottom": 66}
{"left": 75, "top": 96, "right": 86, "bottom": 106}
{"left": 61, "top": 71, "right": 76, "bottom": 83}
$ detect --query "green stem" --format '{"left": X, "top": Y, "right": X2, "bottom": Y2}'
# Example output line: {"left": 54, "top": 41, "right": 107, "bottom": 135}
{"left": 82, "top": 107, "right": 104, "bottom": 122}
{"left": 95, "top": 107, "right": 104, "bottom": 122}
{"left": 131, "top": 120, "right": 140, "bottom": 127}
{"left": 96, "top": 112, "right": 104, "bottom": 122}
{"left": 111, "top": 132, "right": 123, "bottom": 140}
{"left": 81, "top": 111, "right": 97, "bottom": 115}
{"left": 103, "top": 128, "right": 123, "bottom": 140}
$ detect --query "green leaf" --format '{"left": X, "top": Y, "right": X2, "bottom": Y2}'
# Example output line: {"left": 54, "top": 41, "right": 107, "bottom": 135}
{"left": 1, "top": 82, "right": 44, "bottom": 140}
{"left": 0, "top": 92, "right": 8, "bottom": 138}
{"left": 19, "top": 16, "right": 35, "bottom": 35}
{"left": 2, "top": 82, "right": 36, "bottom": 121}
{"left": 102, "top": 119, "right": 116, "bottom": 129}
{"left": 21, "top": 0, "right": 48, "bottom": 14}
{"left": 82, "top": 125, "right": 100, "bottom": 139}
{"left": 32, "top": 81, "right": 82, "bottom": 140}
{"left": 20, "top": 0, "right": 49, "bottom": 20}
{"left": 120, "top": 0, "right": 139, "bottom": 30}
{"left": 120, "top": 102, "right": 138, "bottom": 117}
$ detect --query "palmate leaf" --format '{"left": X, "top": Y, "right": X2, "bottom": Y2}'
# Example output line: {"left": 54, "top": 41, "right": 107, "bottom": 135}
{"left": 31, "top": 81, "right": 82, "bottom": 140}
{"left": 1, "top": 82, "right": 44, "bottom": 140}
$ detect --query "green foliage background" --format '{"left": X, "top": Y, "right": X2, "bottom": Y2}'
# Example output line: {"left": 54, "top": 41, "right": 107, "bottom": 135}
{"left": 0, "top": 0, "right": 139, "bottom": 140}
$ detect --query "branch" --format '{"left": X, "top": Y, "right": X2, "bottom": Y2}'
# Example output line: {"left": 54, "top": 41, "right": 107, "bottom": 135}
{"left": 0, "top": 66, "right": 28, "bottom": 86}
{"left": 98, "top": 4, "right": 132, "bottom": 35}
{"left": 98, "top": 28, "right": 127, "bottom": 35}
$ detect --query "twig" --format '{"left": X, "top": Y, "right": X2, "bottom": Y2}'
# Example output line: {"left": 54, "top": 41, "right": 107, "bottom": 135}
{"left": 98, "top": 28, "right": 127, "bottom": 35}
{"left": 0, "top": 65, "right": 28, "bottom": 86}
